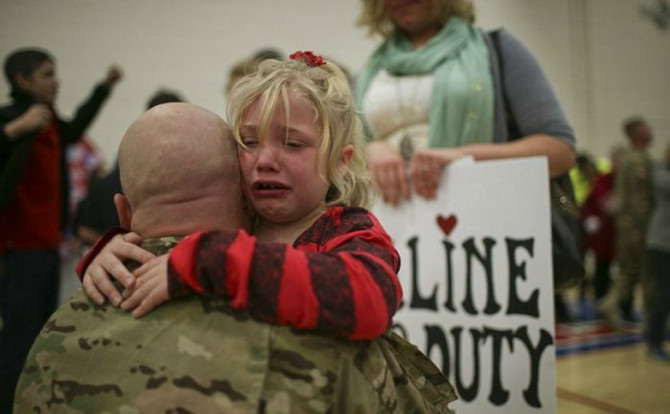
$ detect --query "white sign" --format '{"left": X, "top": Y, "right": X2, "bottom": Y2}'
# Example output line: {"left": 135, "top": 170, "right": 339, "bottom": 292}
{"left": 373, "top": 157, "right": 556, "bottom": 414}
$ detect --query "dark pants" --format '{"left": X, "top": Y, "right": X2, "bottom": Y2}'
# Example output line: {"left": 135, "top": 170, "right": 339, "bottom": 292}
{"left": 593, "top": 258, "right": 634, "bottom": 319}
{"left": 593, "top": 258, "right": 612, "bottom": 301}
{"left": 0, "top": 249, "right": 60, "bottom": 411}
{"left": 648, "top": 249, "right": 670, "bottom": 347}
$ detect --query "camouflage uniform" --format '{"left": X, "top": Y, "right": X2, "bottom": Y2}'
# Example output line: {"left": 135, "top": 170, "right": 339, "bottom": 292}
{"left": 14, "top": 237, "right": 456, "bottom": 413}
{"left": 602, "top": 148, "right": 655, "bottom": 322}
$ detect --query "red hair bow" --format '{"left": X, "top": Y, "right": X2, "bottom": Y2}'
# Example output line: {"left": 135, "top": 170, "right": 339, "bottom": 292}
{"left": 289, "top": 51, "right": 326, "bottom": 67}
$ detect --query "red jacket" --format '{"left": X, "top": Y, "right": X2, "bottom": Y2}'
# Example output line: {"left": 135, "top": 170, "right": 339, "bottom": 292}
{"left": 582, "top": 173, "right": 616, "bottom": 261}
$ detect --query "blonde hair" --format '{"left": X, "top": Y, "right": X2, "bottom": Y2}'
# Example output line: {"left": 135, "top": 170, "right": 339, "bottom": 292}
{"left": 357, "top": 0, "right": 475, "bottom": 38}
{"left": 227, "top": 57, "right": 373, "bottom": 208}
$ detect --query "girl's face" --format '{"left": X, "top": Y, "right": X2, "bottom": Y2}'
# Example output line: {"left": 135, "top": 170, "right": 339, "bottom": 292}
{"left": 238, "top": 88, "right": 330, "bottom": 226}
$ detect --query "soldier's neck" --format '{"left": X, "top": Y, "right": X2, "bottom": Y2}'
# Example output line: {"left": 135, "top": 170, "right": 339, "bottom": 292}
{"left": 140, "top": 236, "right": 185, "bottom": 256}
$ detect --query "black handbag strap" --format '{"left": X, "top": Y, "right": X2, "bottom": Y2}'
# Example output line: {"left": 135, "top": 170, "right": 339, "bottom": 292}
{"left": 489, "top": 29, "right": 522, "bottom": 141}
{"left": 488, "top": 29, "right": 579, "bottom": 214}
{"left": 490, "top": 30, "right": 583, "bottom": 290}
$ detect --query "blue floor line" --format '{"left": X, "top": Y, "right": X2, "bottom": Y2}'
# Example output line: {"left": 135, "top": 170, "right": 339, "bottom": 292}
{"left": 556, "top": 334, "right": 642, "bottom": 357}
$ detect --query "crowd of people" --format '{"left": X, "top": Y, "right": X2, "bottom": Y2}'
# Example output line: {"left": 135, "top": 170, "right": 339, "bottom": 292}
{"left": 1, "top": 0, "right": 668, "bottom": 411}
{"left": 576, "top": 118, "right": 670, "bottom": 361}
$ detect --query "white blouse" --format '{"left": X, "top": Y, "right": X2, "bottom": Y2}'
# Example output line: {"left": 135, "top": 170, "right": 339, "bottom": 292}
{"left": 362, "top": 70, "right": 434, "bottom": 159}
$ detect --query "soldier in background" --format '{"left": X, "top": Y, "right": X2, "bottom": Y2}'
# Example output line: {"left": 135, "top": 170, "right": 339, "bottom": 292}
{"left": 599, "top": 117, "right": 655, "bottom": 330}
{"left": 14, "top": 103, "right": 455, "bottom": 413}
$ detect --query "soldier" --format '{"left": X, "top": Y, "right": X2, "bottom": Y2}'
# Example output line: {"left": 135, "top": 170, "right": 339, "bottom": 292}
{"left": 14, "top": 103, "right": 455, "bottom": 413}
{"left": 599, "top": 117, "right": 655, "bottom": 330}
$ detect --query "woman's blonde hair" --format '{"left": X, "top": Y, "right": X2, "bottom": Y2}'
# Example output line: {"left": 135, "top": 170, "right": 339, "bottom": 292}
{"left": 227, "top": 56, "right": 373, "bottom": 208}
{"left": 358, "top": 0, "right": 475, "bottom": 38}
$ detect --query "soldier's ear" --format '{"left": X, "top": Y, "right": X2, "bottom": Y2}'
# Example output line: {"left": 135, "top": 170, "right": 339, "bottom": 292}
{"left": 114, "top": 193, "right": 132, "bottom": 229}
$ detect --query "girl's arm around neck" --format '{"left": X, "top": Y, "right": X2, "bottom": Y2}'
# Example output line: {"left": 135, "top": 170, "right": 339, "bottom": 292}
{"left": 168, "top": 206, "right": 402, "bottom": 340}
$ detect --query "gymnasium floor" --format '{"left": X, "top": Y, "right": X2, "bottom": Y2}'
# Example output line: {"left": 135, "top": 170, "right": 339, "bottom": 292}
{"left": 555, "top": 293, "right": 669, "bottom": 414}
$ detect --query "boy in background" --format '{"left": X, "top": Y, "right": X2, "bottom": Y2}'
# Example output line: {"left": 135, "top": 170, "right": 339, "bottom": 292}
{"left": 0, "top": 47, "right": 121, "bottom": 409}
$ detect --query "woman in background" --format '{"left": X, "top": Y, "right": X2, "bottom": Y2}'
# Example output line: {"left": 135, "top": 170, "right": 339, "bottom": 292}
{"left": 355, "top": 0, "right": 576, "bottom": 205}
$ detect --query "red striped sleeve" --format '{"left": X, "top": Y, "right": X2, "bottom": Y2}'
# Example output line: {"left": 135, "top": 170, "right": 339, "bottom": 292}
{"left": 224, "top": 231, "right": 256, "bottom": 309}
{"left": 168, "top": 231, "right": 205, "bottom": 295}
{"left": 167, "top": 206, "right": 403, "bottom": 340}
{"left": 340, "top": 252, "right": 389, "bottom": 339}
{"left": 277, "top": 249, "right": 319, "bottom": 329}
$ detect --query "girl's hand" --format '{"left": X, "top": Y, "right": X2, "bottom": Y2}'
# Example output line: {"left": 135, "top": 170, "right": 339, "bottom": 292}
{"left": 410, "top": 148, "right": 464, "bottom": 200}
{"left": 120, "top": 254, "right": 170, "bottom": 318}
{"left": 367, "top": 141, "right": 410, "bottom": 206}
{"left": 82, "top": 232, "right": 155, "bottom": 306}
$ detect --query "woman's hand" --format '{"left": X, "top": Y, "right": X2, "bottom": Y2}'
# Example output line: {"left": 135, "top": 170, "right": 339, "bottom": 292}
{"left": 120, "top": 254, "right": 170, "bottom": 318}
{"left": 410, "top": 148, "right": 464, "bottom": 200}
{"left": 367, "top": 140, "right": 410, "bottom": 206}
{"left": 82, "top": 232, "right": 155, "bottom": 306}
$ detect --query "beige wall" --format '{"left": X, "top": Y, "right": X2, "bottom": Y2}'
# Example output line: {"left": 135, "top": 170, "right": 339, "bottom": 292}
{"left": 1, "top": 0, "right": 669, "bottom": 166}
{"left": 476, "top": 0, "right": 670, "bottom": 159}
{"left": 585, "top": 0, "right": 670, "bottom": 158}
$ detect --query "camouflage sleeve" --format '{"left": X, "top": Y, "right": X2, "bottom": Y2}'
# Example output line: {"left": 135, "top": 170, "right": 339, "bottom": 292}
{"left": 615, "top": 153, "right": 654, "bottom": 230}
{"left": 615, "top": 156, "right": 634, "bottom": 219}
{"left": 168, "top": 207, "right": 402, "bottom": 340}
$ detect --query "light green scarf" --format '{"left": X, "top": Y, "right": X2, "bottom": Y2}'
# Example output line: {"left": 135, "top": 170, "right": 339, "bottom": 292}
{"left": 355, "top": 17, "right": 494, "bottom": 148}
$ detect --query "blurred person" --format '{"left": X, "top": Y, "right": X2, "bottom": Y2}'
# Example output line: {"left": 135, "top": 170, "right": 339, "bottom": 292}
{"left": 582, "top": 146, "right": 627, "bottom": 307}
{"left": 0, "top": 47, "right": 121, "bottom": 409}
{"left": 571, "top": 153, "right": 599, "bottom": 206}
{"left": 60, "top": 137, "right": 106, "bottom": 307}
{"left": 225, "top": 49, "right": 283, "bottom": 98}
{"left": 75, "top": 89, "right": 185, "bottom": 245}
{"left": 225, "top": 57, "right": 255, "bottom": 97}
{"left": 15, "top": 103, "right": 455, "bottom": 412}
{"left": 145, "top": 88, "right": 184, "bottom": 109}
{"left": 568, "top": 152, "right": 598, "bottom": 318}
{"left": 355, "top": 0, "right": 576, "bottom": 206}
{"left": 252, "top": 47, "right": 283, "bottom": 62}
{"left": 66, "top": 136, "right": 105, "bottom": 218}
{"left": 599, "top": 117, "right": 655, "bottom": 330}
{"left": 62, "top": 136, "right": 105, "bottom": 258}
{"left": 646, "top": 143, "right": 670, "bottom": 361}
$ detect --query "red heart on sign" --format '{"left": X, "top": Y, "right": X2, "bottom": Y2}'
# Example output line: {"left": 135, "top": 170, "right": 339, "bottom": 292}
{"left": 436, "top": 214, "right": 458, "bottom": 236}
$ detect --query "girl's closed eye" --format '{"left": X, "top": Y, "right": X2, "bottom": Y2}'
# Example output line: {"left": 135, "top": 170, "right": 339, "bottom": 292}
{"left": 241, "top": 136, "right": 258, "bottom": 148}
{"left": 285, "top": 139, "right": 306, "bottom": 150}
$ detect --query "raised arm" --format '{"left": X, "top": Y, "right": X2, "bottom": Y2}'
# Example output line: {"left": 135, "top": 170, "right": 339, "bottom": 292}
{"left": 59, "top": 66, "right": 122, "bottom": 144}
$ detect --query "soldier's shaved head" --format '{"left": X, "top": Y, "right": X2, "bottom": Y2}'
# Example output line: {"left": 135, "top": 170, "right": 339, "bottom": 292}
{"left": 116, "top": 103, "right": 248, "bottom": 237}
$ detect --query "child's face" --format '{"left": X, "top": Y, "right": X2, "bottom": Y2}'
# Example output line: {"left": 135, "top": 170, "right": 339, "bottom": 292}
{"left": 238, "top": 88, "right": 330, "bottom": 225}
{"left": 18, "top": 61, "right": 59, "bottom": 104}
